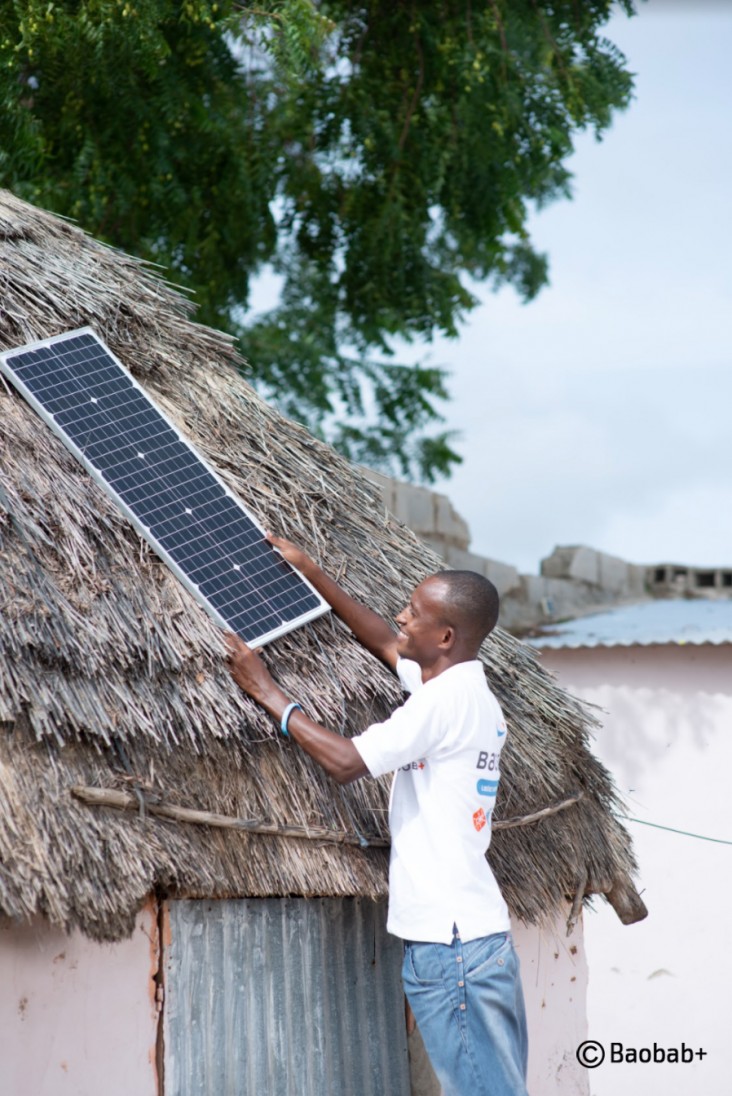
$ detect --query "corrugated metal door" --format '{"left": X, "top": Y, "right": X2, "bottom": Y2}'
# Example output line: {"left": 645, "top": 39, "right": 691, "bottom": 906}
{"left": 163, "top": 897, "right": 410, "bottom": 1096}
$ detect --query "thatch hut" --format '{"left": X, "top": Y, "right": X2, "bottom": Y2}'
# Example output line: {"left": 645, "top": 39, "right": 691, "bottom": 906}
{"left": 0, "top": 190, "right": 645, "bottom": 1096}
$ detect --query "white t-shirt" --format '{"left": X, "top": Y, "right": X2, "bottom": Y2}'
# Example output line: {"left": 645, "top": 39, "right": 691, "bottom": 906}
{"left": 353, "top": 657, "right": 511, "bottom": 944}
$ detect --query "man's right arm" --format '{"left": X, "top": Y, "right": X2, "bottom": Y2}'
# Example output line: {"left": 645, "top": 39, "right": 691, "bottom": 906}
{"left": 266, "top": 532, "right": 399, "bottom": 671}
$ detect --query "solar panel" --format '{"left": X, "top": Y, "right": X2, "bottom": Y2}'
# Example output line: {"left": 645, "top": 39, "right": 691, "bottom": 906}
{"left": 0, "top": 328, "right": 330, "bottom": 647}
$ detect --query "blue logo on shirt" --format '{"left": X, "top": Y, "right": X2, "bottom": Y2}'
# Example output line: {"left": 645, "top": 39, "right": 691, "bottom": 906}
{"left": 477, "top": 778, "right": 499, "bottom": 797}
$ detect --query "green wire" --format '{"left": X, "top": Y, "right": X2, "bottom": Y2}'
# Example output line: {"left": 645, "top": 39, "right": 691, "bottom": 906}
{"left": 628, "top": 817, "right": 732, "bottom": 846}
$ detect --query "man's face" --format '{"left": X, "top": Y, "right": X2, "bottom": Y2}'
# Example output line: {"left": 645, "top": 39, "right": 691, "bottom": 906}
{"left": 394, "top": 578, "right": 450, "bottom": 665}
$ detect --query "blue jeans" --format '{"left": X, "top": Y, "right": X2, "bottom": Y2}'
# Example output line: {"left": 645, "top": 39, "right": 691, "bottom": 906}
{"left": 402, "top": 928, "right": 528, "bottom": 1096}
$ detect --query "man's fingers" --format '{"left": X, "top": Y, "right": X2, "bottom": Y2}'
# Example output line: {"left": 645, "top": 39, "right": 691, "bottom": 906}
{"left": 265, "top": 530, "right": 287, "bottom": 551}
{"left": 224, "top": 631, "right": 251, "bottom": 658}
{"left": 265, "top": 530, "right": 303, "bottom": 563}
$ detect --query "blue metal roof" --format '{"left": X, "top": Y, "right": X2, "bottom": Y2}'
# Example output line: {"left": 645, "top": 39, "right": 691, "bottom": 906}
{"left": 527, "top": 598, "right": 732, "bottom": 649}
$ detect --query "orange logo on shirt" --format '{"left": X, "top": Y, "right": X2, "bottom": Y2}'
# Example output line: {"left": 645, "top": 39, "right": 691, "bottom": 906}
{"left": 473, "top": 808, "right": 487, "bottom": 832}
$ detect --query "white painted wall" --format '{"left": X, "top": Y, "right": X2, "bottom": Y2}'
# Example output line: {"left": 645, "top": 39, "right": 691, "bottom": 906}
{"left": 538, "top": 643, "right": 732, "bottom": 1096}
{"left": 0, "top": 904, "right": 159, "bottom": 1096}
{"left": 516, "top": 912, "right": 590, "bottom": 1096}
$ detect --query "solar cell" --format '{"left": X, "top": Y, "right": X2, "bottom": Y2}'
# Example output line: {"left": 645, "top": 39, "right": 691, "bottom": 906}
{"left": 0, "top": 328, "right": 330, "bottom": 646}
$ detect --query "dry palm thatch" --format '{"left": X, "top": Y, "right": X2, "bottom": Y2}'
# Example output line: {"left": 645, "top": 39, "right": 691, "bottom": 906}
{"left": 0, "top": 190, "right": 646, "bottom": 942}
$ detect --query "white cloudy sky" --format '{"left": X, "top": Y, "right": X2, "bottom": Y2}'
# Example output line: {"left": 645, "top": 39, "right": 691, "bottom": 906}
{"left": 408, "top": 0, "right": 732, "bottom": 573}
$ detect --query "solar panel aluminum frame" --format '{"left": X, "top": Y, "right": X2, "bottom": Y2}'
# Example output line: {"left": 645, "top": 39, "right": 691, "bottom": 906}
{"left": 0, "top": 327, "right": 330, "bottom": 648}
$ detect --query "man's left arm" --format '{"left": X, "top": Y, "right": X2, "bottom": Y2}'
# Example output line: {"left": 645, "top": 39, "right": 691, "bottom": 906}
{"left": 226, "top": 635, "right": 369, "bottom": 785}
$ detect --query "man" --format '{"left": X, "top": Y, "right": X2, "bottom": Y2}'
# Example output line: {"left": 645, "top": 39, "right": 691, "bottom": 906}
{"left": 226, "top": 531, "right": 529, "bottom": 1096}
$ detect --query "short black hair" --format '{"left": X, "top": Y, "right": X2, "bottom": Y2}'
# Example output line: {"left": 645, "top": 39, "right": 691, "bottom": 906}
{"left": 431, "top": 570, "right": 499, "bottom": 647}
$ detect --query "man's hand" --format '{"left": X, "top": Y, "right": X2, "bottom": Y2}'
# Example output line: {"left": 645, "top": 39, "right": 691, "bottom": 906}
{"left": 266, "top": 528, "right": 399, "bottom": 671}
{"left": 224, "top": 630, "right": 369, "bottom": 784}
{"left": 265, "top": 530, "right": 315, "bottom": 577}
{"left": 225, "top": 633, "right": 281, "bottom": 707}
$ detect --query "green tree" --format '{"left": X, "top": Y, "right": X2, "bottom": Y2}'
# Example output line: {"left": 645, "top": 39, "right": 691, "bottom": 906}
{"left": 0, "top": 0, "right": 637, "bottom": 480}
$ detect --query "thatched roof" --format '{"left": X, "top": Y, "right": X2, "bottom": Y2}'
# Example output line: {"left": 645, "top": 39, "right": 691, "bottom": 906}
{"left": 0, "top": 190, "right": 646, "bottom": 941}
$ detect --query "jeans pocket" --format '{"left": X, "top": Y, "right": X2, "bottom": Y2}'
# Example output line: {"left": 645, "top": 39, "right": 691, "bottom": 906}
{"left": 403, "top": 942, "right": 447, "bottom": 987}
{"left": 463, "top": 932, "right": 514, "bottom": 980}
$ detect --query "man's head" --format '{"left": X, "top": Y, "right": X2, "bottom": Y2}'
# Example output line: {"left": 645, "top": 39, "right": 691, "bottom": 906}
{"left": 395, "top": 570, "right": 499, "bottom": 670}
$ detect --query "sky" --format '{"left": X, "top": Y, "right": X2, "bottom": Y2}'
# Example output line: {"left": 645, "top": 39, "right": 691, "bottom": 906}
{"left": 399, "top": 0, "right": 732, "bottom": 574}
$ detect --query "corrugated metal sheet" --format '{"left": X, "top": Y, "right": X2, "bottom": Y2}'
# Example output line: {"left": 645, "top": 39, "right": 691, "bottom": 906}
{"left": 163, "top": 897, "right": 410, "bottom": 1096}
{"left": 528, "top": 598, "right": 732, "bottom": 650}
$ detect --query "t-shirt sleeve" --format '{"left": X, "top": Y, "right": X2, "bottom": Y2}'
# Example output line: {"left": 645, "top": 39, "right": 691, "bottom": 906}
{"left": 352, "top": 682, "right": 447, "bottom": 779}
{"left": 396, "top": 656, "right": 423, "bottom": 694}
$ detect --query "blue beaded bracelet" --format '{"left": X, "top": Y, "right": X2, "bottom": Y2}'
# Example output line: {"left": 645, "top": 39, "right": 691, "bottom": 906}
{"left": 280, "top": 702, "right": 302, "bottom": 737}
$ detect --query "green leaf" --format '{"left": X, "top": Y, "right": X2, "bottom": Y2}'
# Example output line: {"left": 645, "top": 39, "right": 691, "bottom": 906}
{"left": 0, "top": 0, "right": 639, "bottom": 481}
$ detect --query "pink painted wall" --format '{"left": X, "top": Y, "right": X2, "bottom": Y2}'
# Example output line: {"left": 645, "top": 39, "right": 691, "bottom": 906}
{"left": 539, "top": 643, "right": 732, "bottom": 1096}
{"left": 0, "top": 895, "right": 590, "bottom": 1096}
{"left": 411, "top": 909, "right": 590, "bottom": 1096}
{"left": 0, "top": 903, "right": 159, "bottom": 1096}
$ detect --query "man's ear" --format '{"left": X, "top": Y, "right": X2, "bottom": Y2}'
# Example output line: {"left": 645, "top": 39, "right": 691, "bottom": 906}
{"left": 439, "top": 626, "right": 456, "bottom": 650}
